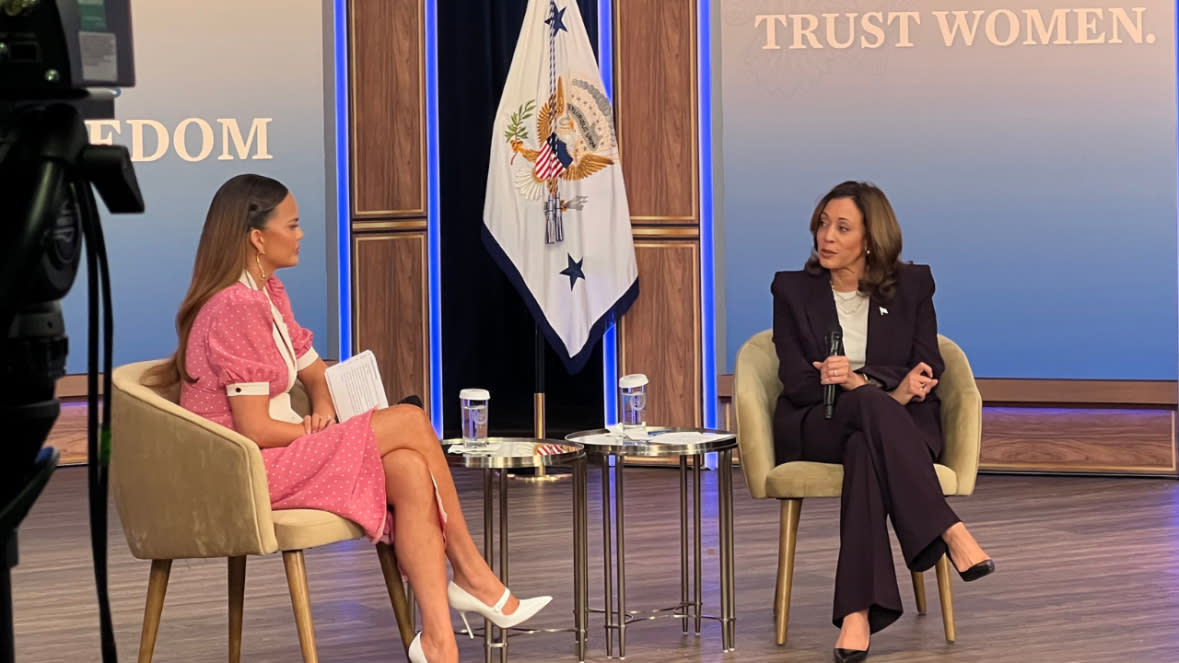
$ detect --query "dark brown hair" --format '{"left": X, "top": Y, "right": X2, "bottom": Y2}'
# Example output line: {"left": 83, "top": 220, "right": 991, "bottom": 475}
{"left": 804, "top": 180, "right": 904, "bottom": 301}
{"left": 143, "top": 174, "right": 289, "bottom": 386}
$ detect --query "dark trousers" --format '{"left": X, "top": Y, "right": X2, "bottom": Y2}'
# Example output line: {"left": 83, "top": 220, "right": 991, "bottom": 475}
{"left": 800, "top": 386, "right": 959, "bottom": 634}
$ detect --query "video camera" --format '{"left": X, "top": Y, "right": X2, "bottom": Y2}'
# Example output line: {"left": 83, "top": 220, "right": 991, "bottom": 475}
{"left": 1, "top": 2, "right": 142, "bottom": 661}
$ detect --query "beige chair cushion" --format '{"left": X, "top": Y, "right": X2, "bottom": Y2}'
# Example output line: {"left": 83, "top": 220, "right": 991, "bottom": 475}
{"left": 765, "top": 461, "right": 959, "bottom": 499}
{"left": 272, "top": 509, "right": 367, "bottom": 551}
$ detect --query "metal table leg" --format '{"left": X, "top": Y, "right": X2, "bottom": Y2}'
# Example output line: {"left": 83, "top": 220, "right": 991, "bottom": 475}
{"left": 573, "top": 458, "right": 588, "bottom": 662}
{"left": 615, "top": 456, "right": 627, "bottom": 658}
{"left": 483, "top": 469, "right": 494, "bottom": 663}
{"left": 693, "top": 454, "right": 703, "bottom": 636}
{"left": 600, "top": 459, "right": 614, "bottom": 657}
{"left": 498, "top": 469, "right": 509, "bottom": 663}
{"left": 679, "top": 456, "right": 689, "bottom": 634}
{"left": 718, "top": 449, "right": 736, "bottom": 651}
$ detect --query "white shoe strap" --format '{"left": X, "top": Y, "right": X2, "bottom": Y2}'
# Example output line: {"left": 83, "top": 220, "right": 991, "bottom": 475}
{"left": 492, "top": 589, "right": 511, "bottom": 612}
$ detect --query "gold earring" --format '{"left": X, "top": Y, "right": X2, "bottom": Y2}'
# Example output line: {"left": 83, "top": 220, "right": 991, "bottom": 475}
{"left": 255, "top": 252, "right": 267, "bottom": 280}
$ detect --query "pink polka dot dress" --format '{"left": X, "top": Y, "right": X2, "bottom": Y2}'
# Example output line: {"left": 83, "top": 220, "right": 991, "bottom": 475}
{"left": 179, "top": 273, "right": 443, "bottom": 544}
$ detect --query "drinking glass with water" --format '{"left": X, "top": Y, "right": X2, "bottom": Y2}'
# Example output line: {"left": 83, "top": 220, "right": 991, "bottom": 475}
{"left": 618, "top": 374, "right": 648, "bottom": 438}
{"left": 460, "top": 388, "right": 490, "bottom": 447}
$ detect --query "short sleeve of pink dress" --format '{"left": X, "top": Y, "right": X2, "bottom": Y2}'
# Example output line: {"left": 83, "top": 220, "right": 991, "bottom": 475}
{"left": 180, "top": 279, "right": 403, "bottom": 543}
{"left": 265, "top": 277, "right": 319, "bottom": 371}
{"left": 182, "top": 286, "right": 288, "bottom": 425}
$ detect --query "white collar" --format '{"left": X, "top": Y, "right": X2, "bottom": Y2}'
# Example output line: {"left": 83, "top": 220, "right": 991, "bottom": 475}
{"left": 239, "top": 269, "right": 263, "bottom": 291}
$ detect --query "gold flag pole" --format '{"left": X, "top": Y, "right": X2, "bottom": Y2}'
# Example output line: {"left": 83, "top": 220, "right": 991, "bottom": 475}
{"left": 513, "top": 327, "right": 567, "bottom": 482}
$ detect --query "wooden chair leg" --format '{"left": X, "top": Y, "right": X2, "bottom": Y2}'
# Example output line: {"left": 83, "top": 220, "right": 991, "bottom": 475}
{"left": 137, "top": 559, "right": 172, "bottom": 663}
{"left": 228, "top": 556, "right": 246, "bottom": 663}
{"left": 935, "top": 555, "right": 956, "bottom": 643}
{"left": 406, "top": 585, "right": 417, "bottom": 632}
{"left": 775, "top": 499, "right": 802, "bottom": 646}
{"left": 376, "top": 542, "right": 416, "bottom": 655}
{"left": 773, "top": 515, "right": 784, "bottom": 618}
{"left": 774, "top": 504, "right": 790, "bottom": 617}
{"left": 911, "top": 570, "right": 928, "bottom": 614}
{"left": 282, "top": 550, "right": 319, "bottom": 663}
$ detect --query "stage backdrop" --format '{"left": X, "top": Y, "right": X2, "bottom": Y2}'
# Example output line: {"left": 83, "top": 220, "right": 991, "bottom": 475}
{"left": 65, "top": 0, "right": 333, "bottom": 374}
{"left": 720, "top": 1, "right": 1177, "bottom": 379}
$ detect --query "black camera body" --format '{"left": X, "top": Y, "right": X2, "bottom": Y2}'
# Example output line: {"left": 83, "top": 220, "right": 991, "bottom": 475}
{"left": 1, "top": 0, "right": 135, "bottom": 98}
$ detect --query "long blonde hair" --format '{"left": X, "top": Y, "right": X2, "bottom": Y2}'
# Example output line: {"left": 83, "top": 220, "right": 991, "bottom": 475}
{"left": 144, "top": 174, "right": 289, "bottom": 386}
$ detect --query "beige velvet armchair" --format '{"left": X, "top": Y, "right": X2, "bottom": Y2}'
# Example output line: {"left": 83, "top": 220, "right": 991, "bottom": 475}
{"left": 733, "top": 331, "right": 982, "bottom": 646}
{"left": 111, "top": 359, "right": 415, "bottom": 663}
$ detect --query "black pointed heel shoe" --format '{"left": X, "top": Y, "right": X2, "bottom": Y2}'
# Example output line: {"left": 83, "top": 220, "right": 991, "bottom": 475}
{"left": 833, "top": 646, "right": 870, "bottom": 663}
{"left": 951, "top": 555, "right": 995, "bottom": 582}
{"left": 397, "top": 394, "right": 424, "bottom": 408}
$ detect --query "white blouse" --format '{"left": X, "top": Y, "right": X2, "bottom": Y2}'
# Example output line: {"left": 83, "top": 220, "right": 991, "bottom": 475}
{"left": 832, "top": 288, "right": 869, "bottom": 372}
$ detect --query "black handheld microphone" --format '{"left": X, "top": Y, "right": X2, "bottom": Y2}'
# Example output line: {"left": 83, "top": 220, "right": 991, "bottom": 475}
{"left": 824, "top": 321, "right": 844, "bottom": 420}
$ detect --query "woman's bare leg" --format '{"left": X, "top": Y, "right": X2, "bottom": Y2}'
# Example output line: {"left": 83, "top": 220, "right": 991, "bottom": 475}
{"left": 835, "top": 609, "right": 870, "bottom": 651}
{"left": 941, "top": 522, "right": 990, "bottom": 572}
{"left": 384, "top": 448, "right": 458, "bottom": 663}
{"left": 372, "top": 404, "right": 521, "bottom": 614}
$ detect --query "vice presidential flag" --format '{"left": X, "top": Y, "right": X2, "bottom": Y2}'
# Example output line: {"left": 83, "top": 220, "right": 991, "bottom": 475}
{"left": 482, "top": 0, "right": 639, "bottom": 374}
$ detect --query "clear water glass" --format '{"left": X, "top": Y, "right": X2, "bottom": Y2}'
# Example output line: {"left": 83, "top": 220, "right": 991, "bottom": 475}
{"left": 618, "top": 373, "right": 648, "bottom": 437}
{"left": 460, "top": 388, "right": 490, "bottom": 447}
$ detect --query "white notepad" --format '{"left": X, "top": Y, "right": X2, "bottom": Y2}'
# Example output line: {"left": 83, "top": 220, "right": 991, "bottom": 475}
{"left": 324, "top": 350, "right": 388, "bottom": 422}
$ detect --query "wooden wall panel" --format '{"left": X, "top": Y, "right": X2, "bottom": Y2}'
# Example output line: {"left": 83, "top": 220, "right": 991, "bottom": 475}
{"left": 620, "top": 241, "right": 701, "bottom": 427}
{"left": 979, "top": 407, "right": 1176, "bottom": 475}
{"left": 349, "top": 0, "right": 429, "bottom": 420}
{"left": 353, "top": 232, "right": 430, "bottom": 413}
{"left": 977, "top": 379, "right": 1177, "bottom": 407}
{"left": 350, "top": 0, "right": 425, "bottom": 218}
{"left": 614, "top": 0, "right": 703, "bottom": 442}
{"left": 615, "top": 0, "right": 696, "bottom": 222}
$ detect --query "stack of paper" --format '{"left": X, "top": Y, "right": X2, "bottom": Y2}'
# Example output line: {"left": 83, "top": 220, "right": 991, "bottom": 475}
{"left": 646, "top": 431, "right": 730, "bottom": 445}
{"left": 324, "top": 350, "right": 388, "bottom": 422}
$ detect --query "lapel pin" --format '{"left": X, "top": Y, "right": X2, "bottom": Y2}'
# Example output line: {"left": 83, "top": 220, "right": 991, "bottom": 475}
{"left": 879, "top": 306, "right": 888, "bottom": 316}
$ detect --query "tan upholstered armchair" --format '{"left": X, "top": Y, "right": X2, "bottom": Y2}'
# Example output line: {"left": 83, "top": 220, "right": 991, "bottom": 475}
{"left": 111, "top": 360, "right": 415, "bottom": 663}
{"left": 733, "top": 331, "right": 982, "bottom": 645}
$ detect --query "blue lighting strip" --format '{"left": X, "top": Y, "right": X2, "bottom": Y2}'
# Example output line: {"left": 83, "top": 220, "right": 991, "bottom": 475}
{"left": 333, "top": 0, "right": 352, "bottom": 362}
{"left": 425, "top": 0, "right": 444, "bottom": 434}
{"left": 699, "top": 0, "right": 717, "bottom": 429}
{"left": 599, "top": 0, "right": 618, "bottom": 426}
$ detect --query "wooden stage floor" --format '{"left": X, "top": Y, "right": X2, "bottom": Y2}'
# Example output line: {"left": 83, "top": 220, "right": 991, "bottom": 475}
{"left": 9, "top": 460, "right": 1179, "bottom": 662}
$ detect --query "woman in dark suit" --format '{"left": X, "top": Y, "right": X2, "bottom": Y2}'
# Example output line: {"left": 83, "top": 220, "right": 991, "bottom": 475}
{"left": 771, "top": 181, "right": 994, "bottom": 663}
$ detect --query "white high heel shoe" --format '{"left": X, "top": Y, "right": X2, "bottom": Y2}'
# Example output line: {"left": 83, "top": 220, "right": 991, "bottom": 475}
{"left": 408, "top": 632, "right": 427, "bottom": 663}
{"left": 447, "top": 581, "right": 552, "bottom": 638}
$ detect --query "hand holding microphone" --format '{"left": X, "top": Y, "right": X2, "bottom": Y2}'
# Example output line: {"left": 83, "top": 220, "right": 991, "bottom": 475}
{"left": 819, "top": 322, "right": 843, "bottom": 419}
{"left": 812, "top": 321, "right": 872, "bottom": 418}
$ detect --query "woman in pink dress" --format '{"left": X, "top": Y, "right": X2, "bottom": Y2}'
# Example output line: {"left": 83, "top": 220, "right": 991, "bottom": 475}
{"left": 145, "top": 174, "right": 549, "bottom": 663}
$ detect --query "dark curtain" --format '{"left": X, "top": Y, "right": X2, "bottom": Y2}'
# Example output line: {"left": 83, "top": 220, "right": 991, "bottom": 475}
{"left": 437, "top": 0, "right": 602, "bottom": 439}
